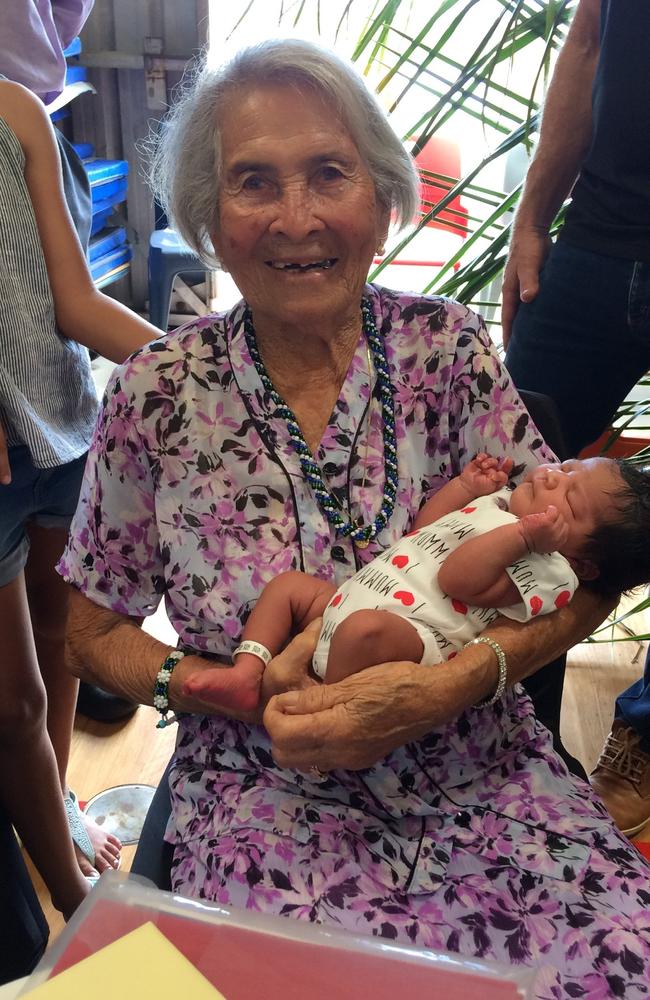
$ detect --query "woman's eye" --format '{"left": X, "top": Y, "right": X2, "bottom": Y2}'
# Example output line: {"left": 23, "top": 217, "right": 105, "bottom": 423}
{"left": 318, "top": 164, "right": 344, "bottom": 182}
{"left": 241, "top": 174, "right": 266, "bottom": 192}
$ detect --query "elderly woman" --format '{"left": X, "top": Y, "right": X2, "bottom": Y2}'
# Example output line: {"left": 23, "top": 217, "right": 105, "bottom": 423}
{"left": 60, "top": 40, "right": 649, "bottom": 996}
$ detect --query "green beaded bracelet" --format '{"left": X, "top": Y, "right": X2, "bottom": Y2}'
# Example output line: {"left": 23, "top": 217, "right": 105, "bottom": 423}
{"left": 153, "top": 649, "right": 185, "bottom": 729}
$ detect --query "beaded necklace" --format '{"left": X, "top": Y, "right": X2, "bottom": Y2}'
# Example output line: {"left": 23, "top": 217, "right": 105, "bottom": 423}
{"left": 243, "top": 297, "right": 398, "bottom": 548}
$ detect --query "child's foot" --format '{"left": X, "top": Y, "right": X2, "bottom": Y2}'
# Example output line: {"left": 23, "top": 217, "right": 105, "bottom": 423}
{"left": 183, "top": 662, "right": 263, "bottom": 713}
{"left": 64, "top": 790, "right": 121, "bottom": 877}
{"left": 74, "top": 812, "right": 121, "bottom": 877}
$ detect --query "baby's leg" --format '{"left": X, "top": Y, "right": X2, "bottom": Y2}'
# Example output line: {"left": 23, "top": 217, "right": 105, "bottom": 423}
{"left": 183, "top": 571, "right": 335, "bottom": 712}
{"left": 325, "top": 609, "right": 424, "bottom": 685}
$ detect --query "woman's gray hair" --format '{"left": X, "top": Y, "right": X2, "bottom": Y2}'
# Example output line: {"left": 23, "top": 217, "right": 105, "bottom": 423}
{"left": 148, "top": 38, "right": 420, "bottom": 265}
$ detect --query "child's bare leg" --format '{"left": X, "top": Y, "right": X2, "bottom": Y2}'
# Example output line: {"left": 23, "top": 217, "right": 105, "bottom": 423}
{"left": 0, "top": 571, "right": 89, "bottom": 919}
{"left": 325, "top": 609, "right": 424, "bottom": 685}
{"left": 25, "top": 524, "right": 121, "bottom": 875}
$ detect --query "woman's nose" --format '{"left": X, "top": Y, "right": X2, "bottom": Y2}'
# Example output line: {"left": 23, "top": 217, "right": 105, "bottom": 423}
{"left": 268, "top": 185, "right": 324, "bottom": 240}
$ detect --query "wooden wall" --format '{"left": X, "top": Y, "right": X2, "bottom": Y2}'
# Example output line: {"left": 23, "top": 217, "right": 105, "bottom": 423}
{"left": 72, "top": 0, "right": 208, "bottom": 309}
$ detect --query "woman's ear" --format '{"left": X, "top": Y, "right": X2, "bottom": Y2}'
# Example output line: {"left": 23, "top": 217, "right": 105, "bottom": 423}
{"left": 568, "top": 555, "right": 600, "bottom": 581}
{"left": 376, "top": 202, "right": 391, "bottom": 253}
{"left": 209, "top": 228, "right": 227, "bottom": 272}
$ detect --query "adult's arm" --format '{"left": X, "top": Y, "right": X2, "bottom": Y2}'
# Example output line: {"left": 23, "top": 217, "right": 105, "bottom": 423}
{"left": 65, "top": 587, "right": 259, "bottom": 722}
{"left": 0, "top": 81, "right": 158, "bottom": 362}
{"left": 501, "top": 0, "right": 601, "bottom": 347}
{"left": 264, "top": 586, "right": 612, "bottom": 771}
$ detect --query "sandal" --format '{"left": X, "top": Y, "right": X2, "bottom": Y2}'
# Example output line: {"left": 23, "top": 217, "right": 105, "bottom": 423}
{"left": 64, "top": 790, "right": 98, "bottom": 883}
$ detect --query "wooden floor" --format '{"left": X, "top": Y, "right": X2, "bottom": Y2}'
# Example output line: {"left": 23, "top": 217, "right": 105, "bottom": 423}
{"left": 27, "top": 604, "right": 650, "bottom": 946}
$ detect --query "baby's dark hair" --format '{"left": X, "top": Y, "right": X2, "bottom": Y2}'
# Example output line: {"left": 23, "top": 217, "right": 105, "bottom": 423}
{"left": 583, "top": 460, "right": 650, "bottom": 596}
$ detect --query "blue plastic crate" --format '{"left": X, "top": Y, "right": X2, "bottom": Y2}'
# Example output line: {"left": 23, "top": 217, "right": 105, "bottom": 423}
{"left": 88, "top": 227, "right": 127, "bottom": 263}
{"left": 63, "top": 37, "right": 82, "bottom": 58}
{"left": 91, "top": 178, "right": 128, "bottom": 213}
{"left": 73, "top": 142, "right": 94, "bottom": 161}
{"left": 91, "top": 177, "right": 128, "bottom": 207}
{"left": 65, "top": 65, "right": 87, "bottom": 85}
{"left": 85, "top": 159, "right": 129, "bottom": 186}
{"left": 90, "top": 210, "right": 114, "bottom": 236}
{"left": 90, "top": 244, "right": 132, "bottom": 287}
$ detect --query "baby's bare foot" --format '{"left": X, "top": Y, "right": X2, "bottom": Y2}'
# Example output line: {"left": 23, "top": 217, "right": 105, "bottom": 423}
{"left": 184, "top": 661, "right": 264, "bottom": 713}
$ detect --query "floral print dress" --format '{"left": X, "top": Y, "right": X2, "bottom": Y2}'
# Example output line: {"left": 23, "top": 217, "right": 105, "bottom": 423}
{"left": 59, "top": 285, "right": 650, "bottom": 998}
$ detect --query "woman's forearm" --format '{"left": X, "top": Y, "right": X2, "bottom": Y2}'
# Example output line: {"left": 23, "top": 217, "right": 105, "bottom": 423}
{"left": 426, "top": 586, "right": 615, "bottom": 724}
{"left": 65, "top": 587, "right": 252, "bottom": 720}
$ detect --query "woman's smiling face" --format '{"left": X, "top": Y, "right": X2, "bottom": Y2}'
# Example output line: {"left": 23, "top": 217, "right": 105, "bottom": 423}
{"left": 211, "top": 82, "right": 389, "bottom": 336}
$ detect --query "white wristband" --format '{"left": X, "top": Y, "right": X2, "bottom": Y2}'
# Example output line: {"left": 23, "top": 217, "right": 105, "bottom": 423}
{"left": 232, "top": 640, "right": 272, "bottom": 667}
{"left": 463, "top": 636, "right": 508, "bottom": 707}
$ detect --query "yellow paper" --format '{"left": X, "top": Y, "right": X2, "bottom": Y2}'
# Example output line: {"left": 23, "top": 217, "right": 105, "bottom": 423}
{"left": 25, "top": 921, "right": 227, "bottom": 999}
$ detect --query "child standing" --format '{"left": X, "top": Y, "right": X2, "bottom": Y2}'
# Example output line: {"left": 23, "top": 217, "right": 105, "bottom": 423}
{"left": 0, "top": 78, "right": 158, "bottom": 920}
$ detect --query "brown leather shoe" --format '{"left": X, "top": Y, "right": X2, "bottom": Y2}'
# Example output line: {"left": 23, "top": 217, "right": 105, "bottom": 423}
{"left": 590, "top": 719, "right": 650, "bottom": 836}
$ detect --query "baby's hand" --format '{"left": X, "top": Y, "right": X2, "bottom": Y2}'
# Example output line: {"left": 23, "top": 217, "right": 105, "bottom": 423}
{"left": 460, "top": 453, "right": 514, "bottom": 497}
{"left": 519, "top": 505, "right": 570, "bottom": 554}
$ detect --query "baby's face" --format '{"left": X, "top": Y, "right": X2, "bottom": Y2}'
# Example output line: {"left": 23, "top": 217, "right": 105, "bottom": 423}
{"left": 509, "top": 457, "right": 623, "bottom": 558}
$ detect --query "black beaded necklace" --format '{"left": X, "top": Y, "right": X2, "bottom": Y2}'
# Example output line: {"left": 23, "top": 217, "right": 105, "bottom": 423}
{"left": 243, "top": 297, "right": 398, "bottom": 548}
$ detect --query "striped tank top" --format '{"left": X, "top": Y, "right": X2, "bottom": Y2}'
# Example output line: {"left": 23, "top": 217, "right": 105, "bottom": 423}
{"left": 0, "top": 111, "right": 98, "bottom": 468}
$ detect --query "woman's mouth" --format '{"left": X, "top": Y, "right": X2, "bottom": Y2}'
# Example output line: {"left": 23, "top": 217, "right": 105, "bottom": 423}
{"left": 265, "top": 258, "right": 337, "bottom": 271}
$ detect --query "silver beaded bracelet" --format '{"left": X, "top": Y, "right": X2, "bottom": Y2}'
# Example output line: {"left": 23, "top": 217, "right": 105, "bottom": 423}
{"left": 463, "top": 636, "right": 508, "bottom": 707}
{"left": 232, "top": 640, "right": 273, "bottom": 667}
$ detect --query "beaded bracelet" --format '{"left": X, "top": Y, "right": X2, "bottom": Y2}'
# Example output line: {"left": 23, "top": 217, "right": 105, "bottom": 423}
{"left": 153, "top": 649, "right": 185, "bottom": 729}
{"left": 463, "top": 636, "right": 508, "bottom": 707}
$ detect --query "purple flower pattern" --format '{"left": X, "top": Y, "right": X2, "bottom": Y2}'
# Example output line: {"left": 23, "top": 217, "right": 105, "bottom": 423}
{"left": 59, "top": 286, "right": 650, "bottom": 998}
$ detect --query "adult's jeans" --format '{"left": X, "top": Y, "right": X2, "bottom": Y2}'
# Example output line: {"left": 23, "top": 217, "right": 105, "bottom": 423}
{"left": 617, "top": 649, "right": 650, "bottom": 749}
{"left": 506, "top": 239, "right": 650, "bottom": 747}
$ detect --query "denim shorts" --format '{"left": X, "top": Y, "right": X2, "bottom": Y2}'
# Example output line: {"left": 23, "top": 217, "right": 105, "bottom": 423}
{"left": 0, "top": 446, "right": 87, "bottom": 587}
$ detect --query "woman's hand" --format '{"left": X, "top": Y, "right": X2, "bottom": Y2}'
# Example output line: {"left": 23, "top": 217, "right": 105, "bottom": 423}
{"left": 260, "top": 618, "right": 322, "bottom": 704}
{"left": 262, "top": 621, "right": 461, "bottom": 771}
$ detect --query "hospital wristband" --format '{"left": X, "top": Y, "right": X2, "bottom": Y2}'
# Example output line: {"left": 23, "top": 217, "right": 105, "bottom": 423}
{"left": 153, "top": 649, "right": 185, "bottom": 729}
{"left": 232, "top": 641, "right": 273, "bottom": 667}
{"left": 463, "top": 636, "right": 508, "bottom": 707}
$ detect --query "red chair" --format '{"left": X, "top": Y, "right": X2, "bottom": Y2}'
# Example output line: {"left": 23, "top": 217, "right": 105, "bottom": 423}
{"left": 374, "top": 135, "right": 467, "bottom": 277}
{"left": 413, "top": 133, "right": 468, "bottom": 237}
